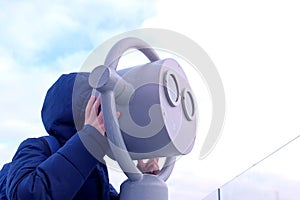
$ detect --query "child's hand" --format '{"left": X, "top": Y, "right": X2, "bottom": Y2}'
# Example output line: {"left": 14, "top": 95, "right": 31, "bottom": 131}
{"left": 85, "top": 96, "right": 105, "bottom": 135}
{"left": 85, "top": 96, "right": 120, "bottom": 136}
{"left": 137, "top": 158, "right": 160, "bottom": 175}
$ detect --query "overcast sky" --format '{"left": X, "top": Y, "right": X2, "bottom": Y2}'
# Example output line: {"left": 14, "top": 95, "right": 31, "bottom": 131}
{"left": 1, "top": 0, "right": 300, "bottom": 199}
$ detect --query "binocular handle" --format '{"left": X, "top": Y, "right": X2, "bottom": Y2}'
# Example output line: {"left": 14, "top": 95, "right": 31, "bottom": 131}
{"left": 104, "top": 37, "right": 160, "bottom": 69}
{"left": 91, "top": 37, "right": 176, "bottom": 181}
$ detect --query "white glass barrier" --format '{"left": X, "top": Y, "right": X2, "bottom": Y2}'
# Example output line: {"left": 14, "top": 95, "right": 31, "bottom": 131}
{"left": 203, "top": 135, "right": 300, "bottom": 200}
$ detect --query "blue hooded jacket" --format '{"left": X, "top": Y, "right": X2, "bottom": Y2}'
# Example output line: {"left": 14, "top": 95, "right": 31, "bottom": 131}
{"left": 4, "top": 73, "right": 119, "bottom": 199}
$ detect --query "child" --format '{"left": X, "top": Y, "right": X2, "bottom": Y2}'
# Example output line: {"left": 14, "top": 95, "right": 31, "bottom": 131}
{"left": 1, "top": 72, "right": 159, "bottom": 199}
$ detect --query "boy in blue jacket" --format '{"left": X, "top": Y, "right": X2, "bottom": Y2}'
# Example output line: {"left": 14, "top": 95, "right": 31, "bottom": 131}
{"left": 3, "top": 72, "right": 159, "bottom": 199}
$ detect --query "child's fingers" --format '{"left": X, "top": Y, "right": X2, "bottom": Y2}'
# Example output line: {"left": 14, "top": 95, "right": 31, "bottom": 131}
{"left": 144, "top": 161, "right": 159, "bottom": 174}
{"left": 149, "top": 158, "right": 159, "bottom": 163}
{"left": 138, "top": 160, "right": 145, "bottom": 166}
{"left": 93, "top": 96, "right": 101, "bottom": 114}
{"left": 85, "top": 96, "right": 96, "bottom": 117}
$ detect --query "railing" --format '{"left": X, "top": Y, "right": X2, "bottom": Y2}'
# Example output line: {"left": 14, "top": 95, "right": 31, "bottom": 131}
{"left": 203, "top": 135, "right": 300, "bottom": 200}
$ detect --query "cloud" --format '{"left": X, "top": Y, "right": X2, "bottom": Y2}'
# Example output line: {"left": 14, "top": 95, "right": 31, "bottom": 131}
{"left": 0, "top": 0, "right": 157, "bottom": 67}
{"left": 141, "top": 0, "right": 300, "bottom": 199}
{"left": 0, "top": 0, "right": 157, "bottom": 167}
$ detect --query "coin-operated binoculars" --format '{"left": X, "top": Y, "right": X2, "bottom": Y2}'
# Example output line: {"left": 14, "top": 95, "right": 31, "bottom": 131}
{"left": 89, "top": 37, "right": 197, "bottom": 200}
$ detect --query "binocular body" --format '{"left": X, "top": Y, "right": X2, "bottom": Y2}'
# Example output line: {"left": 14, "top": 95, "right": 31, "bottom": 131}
{"left": 107, "top": 58, "right": 197, "bottom": 160}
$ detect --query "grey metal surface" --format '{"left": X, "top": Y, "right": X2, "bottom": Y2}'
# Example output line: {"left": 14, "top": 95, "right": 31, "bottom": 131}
{"left": 120, "top": 174, "right": 168, "bottom": 200}
{"left": 89, "top": 37, "right": 198, "bottom": 199}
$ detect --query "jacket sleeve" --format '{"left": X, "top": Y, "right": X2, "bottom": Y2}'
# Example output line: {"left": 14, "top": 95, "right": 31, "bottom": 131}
{"left": 109, "top": 184, "right": 120, "bottom": 200}
{"left": 6, "top": 125, "right": 109, "bottom": 200}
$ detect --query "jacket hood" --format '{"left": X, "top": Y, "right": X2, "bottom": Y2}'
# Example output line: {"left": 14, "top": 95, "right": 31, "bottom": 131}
{"left": 41, "top": 72, "right": 93, "bottom": 144}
